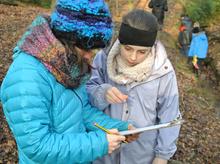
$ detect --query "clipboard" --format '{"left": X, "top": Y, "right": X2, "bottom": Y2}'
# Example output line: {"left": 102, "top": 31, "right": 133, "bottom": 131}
{"left": 119, "top": 118, "right": 184, "bottom": 136}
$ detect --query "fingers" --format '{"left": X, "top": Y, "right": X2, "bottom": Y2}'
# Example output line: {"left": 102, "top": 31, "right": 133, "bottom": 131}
{"left": 108, "top": 141, "right": 121, "bottom": 154}
{"left": 108, "top": 129, "right": 119, "bottom": 135}
{"left": 116, "top": 135, "right": 126, "bottom": 143}
{"left": 126, "top": 124, "right": 140, "bottom": 143}
{"left": 107, "top": 133, "right": 126, "bottom": 143}
{"left": 128, "top": 124, "right": 136, "bottom": 130}
{"left": 152, "top": 158, "right": 168, "bottom": 164}
{"left": 106, "top": 87, "right": 128, "bottom": 104}
{"left": 125, "top": 133, "right": 139, "bottom": 143}
{"left": 107, "top": 134, "right": 126, "bottom": 154}
{"left": 105, "top": 92, "right": 120, "bottom": 104}
{"left": 112, "top": 87, "right": 128, "bottom": 101}
{"left": 108, "top": 142, "right": 120, "bottom": 154}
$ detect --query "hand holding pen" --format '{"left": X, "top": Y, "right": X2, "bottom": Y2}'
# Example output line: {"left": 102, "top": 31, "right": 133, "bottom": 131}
{"left": 94, "top": 123, "right": 127, "bottom": 154}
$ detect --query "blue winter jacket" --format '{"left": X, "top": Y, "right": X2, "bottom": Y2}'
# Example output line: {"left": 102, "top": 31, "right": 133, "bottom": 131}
{"left": 188, "top": 32, "right": 208, "bottom": 59}
{"left": 0, "top": 47, "right": 128, "bottom": 164}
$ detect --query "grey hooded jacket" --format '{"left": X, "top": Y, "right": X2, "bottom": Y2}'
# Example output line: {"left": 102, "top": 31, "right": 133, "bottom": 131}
{"left": 86, "top": 40, "right": 180, "bottom": 164}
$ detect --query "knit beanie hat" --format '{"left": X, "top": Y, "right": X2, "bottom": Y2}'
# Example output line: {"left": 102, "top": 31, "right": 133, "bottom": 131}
{"left": 50, "top": 0, "right": 113, "bottom": 49}
{"left": 119, "top": 10, "right": 158, "bottom": 47}
{"left": 193, "top": 21, "right": 200, "bottom": 28}
{"left": 192, "top": 21, "right": 200, "bottom": 33}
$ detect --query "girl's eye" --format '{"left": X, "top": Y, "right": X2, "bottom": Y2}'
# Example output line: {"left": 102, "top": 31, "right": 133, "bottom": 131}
{"left": 138, "top": 50, "right": 146, "bottom": 54}
{"left": 124, "top": 46, "right": 132, "bottom": 51}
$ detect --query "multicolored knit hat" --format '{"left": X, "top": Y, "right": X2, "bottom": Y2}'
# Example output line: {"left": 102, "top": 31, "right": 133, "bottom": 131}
{"left": 50, "top": 0, "right": 113, "bottom": 49}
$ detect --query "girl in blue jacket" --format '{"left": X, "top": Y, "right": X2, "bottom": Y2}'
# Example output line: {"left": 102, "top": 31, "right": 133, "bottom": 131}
{"left": 0, "top": 0, "right": 135, "bottom": 163}
{"left": 188, "top": 22, "right": 208, "bottom": 74}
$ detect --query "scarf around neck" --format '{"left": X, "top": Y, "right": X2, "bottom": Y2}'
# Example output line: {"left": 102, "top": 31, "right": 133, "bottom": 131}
{"left": 107, "top": 40, "right": 155, "bottom": 84}
{"left": 17, "top": 15, "right": 89, "bottom": 88}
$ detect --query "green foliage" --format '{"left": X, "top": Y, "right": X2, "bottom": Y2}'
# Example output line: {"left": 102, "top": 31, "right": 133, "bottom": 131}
{"left": 38, "top": 0, "right": 52, "bottom": 8}
{"left": 184, "top": 0, "right": 216, "bottom": 24}
{"left": 20, "top": 0, "right": 52, "bottom": 8}
{"left": 215, "top": 0, "right": 220, "bottom": 13}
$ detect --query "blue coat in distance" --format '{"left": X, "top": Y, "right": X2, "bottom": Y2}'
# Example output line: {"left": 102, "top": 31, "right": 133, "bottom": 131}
{"left": 188, "top": 32, "right": 208, "bottom": 59}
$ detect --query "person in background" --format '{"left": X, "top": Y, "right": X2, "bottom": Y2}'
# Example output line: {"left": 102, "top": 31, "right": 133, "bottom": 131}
{"left": 87, "top": 9, "right": 181, "bottom": 164}
{"left": 0, "top": 0, "right": 137, "bottom": 163}
{"left": 178, "top": 14, "right": 192, "bottom": 56}
{"left": 148, "top": 0, "right": 168, "bottom": 29}
{"left": 180, "top": 14, "right": 193, "bottom": 37}
{"left": 188, "top": 22, "right": 208, "bottom": 76}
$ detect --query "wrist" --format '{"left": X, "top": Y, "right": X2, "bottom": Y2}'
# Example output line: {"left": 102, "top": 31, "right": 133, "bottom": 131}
{"left": 152, "top": 157, "right": 167, "bottom": 164}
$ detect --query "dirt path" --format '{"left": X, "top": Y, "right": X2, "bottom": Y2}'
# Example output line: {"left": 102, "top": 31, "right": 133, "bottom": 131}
{"left": 112, "top": 0, "right": 150, "bottom": 22}
{"left": 136, "top": 0, "right": 149, "bottom": 9}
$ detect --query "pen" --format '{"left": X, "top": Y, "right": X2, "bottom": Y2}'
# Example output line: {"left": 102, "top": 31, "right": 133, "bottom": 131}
{"left": 94, "top": 122, "right": 128, "bottom": 144}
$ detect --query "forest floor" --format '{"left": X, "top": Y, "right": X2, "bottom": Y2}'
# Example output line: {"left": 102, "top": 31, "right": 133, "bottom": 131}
{"left": 0, "top": 0, "right": 220, "bottom": 163}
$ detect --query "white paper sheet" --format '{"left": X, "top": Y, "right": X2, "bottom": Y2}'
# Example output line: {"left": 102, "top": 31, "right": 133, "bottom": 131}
{"left": 119, "top": 119, "right": 184, "bottom": 136}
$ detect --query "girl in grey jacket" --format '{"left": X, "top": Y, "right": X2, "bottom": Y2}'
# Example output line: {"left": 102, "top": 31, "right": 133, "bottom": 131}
{"left": 86, "top": 10, "right": 180, "bottom": 164}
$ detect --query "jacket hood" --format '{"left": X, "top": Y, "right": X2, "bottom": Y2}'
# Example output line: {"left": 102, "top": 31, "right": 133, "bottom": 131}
{"left": 105, "top": 40, "right": 173, "bottom": 83}
{"left": 146, "top": 40, "right": 173, "bottom": 82}
{"left": 14, "top": 15, "right": 90, "bottom": 89}
{"left": 15, "top": 15, "right": 66, "bottom": 59}
{"left": 192, "top": 32, "right": 207, "bottom": 40}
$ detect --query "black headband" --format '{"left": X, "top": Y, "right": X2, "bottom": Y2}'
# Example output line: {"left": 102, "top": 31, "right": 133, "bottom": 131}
{"left": 118, "top": 23, "right": 157, "bottom": 47}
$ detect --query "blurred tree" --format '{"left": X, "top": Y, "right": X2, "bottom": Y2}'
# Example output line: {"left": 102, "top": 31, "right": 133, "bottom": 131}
{"left": 184, "top": 0, "right": 219, "bottom": 25}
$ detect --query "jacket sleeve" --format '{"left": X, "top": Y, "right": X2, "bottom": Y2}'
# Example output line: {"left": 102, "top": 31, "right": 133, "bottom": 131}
{"left": 155, "top": 71, "right": 181, "bottom": 160}
{"left": 178, "top": 32, "right": 183, "bottom": 46}
{"left": 86, "top": 50, "right": 112, "bottom": 110}
{"left": 1, "top": 56, "right": 112, "bottom": 164}
{"left": 0, "top": 85, "right": 1, "bottom": 103}
{"left": 78, "top": 85, "right": 129, "bottom": 132}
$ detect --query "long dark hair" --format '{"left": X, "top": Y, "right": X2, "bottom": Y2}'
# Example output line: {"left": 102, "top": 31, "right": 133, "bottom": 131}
{"left": 52, "top": 29, "right": 92, "bottom": 88}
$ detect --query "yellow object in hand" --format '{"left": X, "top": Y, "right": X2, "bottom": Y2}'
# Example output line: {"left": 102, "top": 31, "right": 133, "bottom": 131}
{"left": 192, "top": 55, "right": 199, "bottom": 69}
{"left": 192, "top": 56, "right": 197, "bottom": 65}
{"left": 94, "top": 122, "right": 128, "bottom": 144}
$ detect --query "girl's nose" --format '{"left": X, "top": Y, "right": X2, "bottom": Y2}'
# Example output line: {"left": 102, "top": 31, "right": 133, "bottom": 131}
{"left": 130, "top": 52, "right": 137, "bottom": 61}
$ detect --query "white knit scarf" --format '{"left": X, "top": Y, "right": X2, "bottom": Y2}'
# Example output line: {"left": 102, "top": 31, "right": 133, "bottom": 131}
{"left": 107, "top": 40, "right": 155, "bottom": 84}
